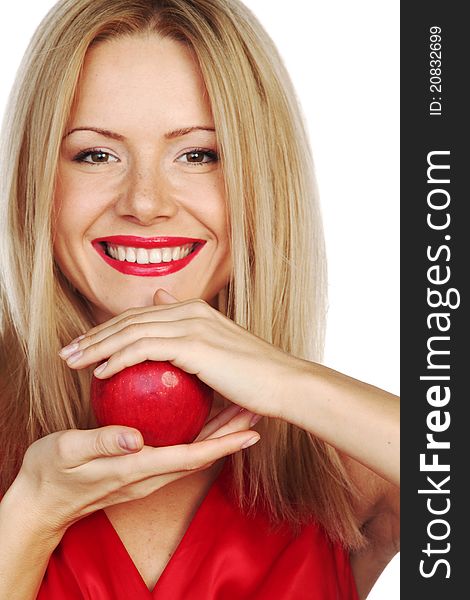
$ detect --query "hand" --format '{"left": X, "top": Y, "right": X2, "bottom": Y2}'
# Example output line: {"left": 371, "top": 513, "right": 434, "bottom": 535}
{"left": 8, "top": 405, "right": 260, "bottom": 538}
{"left": 59, "top": 290, "right": 304, "bottom": 417}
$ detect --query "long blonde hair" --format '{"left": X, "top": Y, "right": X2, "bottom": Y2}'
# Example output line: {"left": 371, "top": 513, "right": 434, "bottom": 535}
{"left": 0, "top": 0, "right": 365, "bottom": 548}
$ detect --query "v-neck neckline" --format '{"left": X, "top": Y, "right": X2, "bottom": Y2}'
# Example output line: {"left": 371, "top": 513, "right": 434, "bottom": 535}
{"left": 98, "top": 460, "right": 228, "bottom": 597}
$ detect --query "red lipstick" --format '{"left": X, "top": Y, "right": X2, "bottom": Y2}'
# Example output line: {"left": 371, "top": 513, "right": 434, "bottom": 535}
{"left": 92, "top": 236, "right": 205, "bottom": 277}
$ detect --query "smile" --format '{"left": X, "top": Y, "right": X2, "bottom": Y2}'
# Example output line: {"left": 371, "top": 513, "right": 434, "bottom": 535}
{"left": 92, "top": 235, "right": 205, "bottom": 277}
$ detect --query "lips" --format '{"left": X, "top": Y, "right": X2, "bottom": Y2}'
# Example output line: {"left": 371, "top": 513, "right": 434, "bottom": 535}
{"left": 92, "top": 235, "right": 206, "bottom": 277}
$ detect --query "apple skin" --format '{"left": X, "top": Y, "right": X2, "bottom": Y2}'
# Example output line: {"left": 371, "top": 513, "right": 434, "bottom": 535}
{"left": 90, "top": 360, "right": 213, "bottom": 447}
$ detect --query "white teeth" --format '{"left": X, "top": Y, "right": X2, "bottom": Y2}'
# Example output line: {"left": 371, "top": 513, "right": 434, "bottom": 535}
{"left": 149, "top": 248, "right": 162, "bottom": 263}
{"left": 162, "top": 248, "right": 172, "bottom": 263}
{"left": 136, "top": 248, "right": 149, "bottom": 264}
{"left": 105, "top": 243, "right": 195, "bottom": 264}
{"left": 125, "top": 247, "right": 137, "bottom": 263}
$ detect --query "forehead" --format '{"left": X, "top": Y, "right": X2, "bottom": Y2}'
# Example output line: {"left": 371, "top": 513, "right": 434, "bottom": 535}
{"left": 69, "top": 35, "right": 213, "bottom": 131}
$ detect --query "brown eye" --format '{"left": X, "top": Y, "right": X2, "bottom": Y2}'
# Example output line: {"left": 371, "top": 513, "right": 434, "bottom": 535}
{"left": 187, "top": 151, "right": 206, "bottom": 163}
{"left": 89, "top": 152, "right": 110, "bottom": 163}
{"left": 73, "top": 149, "right": 119, "bottom": 165}
{"left": 177, "top": 149, "right": 218, "bottom": 166}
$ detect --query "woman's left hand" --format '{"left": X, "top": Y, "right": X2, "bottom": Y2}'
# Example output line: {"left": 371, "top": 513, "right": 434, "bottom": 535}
{"left": 59, "top": 289, "right": 303, "bottom": 418}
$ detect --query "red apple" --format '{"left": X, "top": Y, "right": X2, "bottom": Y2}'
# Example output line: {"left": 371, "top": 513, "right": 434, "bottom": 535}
{"left": 90, "top": 360, "right": 213, "bottom": 447}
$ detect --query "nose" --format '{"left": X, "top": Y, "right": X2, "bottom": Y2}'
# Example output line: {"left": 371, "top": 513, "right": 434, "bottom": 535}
{"left": 115, "top": 166, "right": 178, "bottom": 225}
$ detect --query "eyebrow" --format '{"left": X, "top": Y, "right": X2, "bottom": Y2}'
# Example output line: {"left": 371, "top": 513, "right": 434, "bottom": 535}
{"left": 62, "top": 126, "right": 216, "bottom": 140}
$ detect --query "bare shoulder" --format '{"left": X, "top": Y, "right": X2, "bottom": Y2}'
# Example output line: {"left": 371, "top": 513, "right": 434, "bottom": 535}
{"left": 342, "top": 454, "right": 400, "bottom": 599}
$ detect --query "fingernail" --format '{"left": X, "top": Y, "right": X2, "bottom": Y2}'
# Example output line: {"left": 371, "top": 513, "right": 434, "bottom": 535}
{"left": 160, "top": 289, "right": 177, "bottom": 299}
{"left": 240, "top": 435, "right": 260, "bottom": 449}
{"left": 118, "top": 433, "right": 141, "bottom": 451}
{"left": 66, "top": 350, "right": 83, "bottom": 364}
{"left": 249, "top": 414, "right": 263, "bottom": 427}
{"left": 94, "top": 361, "right": 108, "bottom": 376}
{"left": 226, "top": 404, "right": 243, "bottom": 416}
{"left": 72, "top": 334, "right": 86, "bottom": 343}
{"left": 59, "top": 342, "right": 79, "bottom": 358}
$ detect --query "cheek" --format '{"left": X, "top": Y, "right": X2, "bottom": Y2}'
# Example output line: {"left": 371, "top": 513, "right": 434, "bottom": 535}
{"left": 52, "top": 207, "right": 77, "bottom": 276}
{"left": 52, "top": 192, "right": 74, "bottom": 263}
{"left": 53, "top": 173, "right": 79, "bottom": 238}
{"left": 52, "top": 182, "right": 95, "bottom": 277}
{"left": 53, "top": 202, "right": 86, "bottom": 271}
{"left": 177, "top": 171, "right": 229, "bottom": 231}
{"left": 200, "top": 186, "right": 230, "bottom": 241}
{"left": 213, "top": 179, "right": 230, "bottom": 242}
{"left": 53, "top": 173, "right": 106, "bottom": 240}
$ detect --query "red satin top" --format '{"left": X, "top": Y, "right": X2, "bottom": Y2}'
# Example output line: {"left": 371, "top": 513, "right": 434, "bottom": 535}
{"left": 37, "top": 466, "right": 359, "bottom": 599}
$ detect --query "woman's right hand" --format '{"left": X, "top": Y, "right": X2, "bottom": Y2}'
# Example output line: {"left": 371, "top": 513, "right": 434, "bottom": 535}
{"left": 8, "top": 404, "right": 261, "bottom": 539}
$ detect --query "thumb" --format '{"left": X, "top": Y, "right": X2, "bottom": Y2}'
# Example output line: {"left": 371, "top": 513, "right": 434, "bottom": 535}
{"left": 153, "top": 288, "right": 180, "bottom": 306}
{"left": 50, "top": 427, "right": 144, "bottom": 469}
{"left": 92, "top": 426, "right": 144, "bottom": 457}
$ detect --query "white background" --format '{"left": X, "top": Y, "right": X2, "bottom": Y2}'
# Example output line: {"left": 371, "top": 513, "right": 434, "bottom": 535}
{"left": 0, "top": 1, "right": 399, "bottom": 597}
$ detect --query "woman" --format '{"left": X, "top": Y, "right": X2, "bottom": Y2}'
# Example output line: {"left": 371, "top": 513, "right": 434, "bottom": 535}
{"left": 0, "top": 1, "right": 399, "bottom": 598}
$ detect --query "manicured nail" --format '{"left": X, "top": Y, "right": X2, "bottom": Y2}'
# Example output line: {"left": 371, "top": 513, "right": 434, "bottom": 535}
{"left": 59, "top": 342, "right": 79, "bottom": 358}
{"left": 225, "top": 404, "right": 244, "bottom": 417}
{"left": 240, "top": 435, "right": 260, "bottom": 449}
{"left": 72, "top": 334, "right": 86, "bottom": 343}
{"left": 118, "top": 433, "right": 141, "bottom": 451}
{"left": 66, "top": 350, "right": 83, "bottom": 364}
{"left": 249, "top": 414, "right": 263, "bottom": 427}
{"left": 94, "top": 361, "right": 108, "bottom": 376}
{"left": 158, "top": 289, "right": 178, "bottom": 301}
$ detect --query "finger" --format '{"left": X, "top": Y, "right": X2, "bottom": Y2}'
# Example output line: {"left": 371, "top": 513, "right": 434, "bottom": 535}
{"left": 205, "top": 410, "right": 263, "bottom": 440}
{"left": 153, "top": 288, "right": 180, "bottom": 305}
{"left": 62, "top": 319, "right": 195, "bottom": 370}
{"left": 195, "top": 403, "right": 243, "bottom": 440}
{"left": 54, "top": 426, "right": 144, "bottom": 468}
{"left": 73, "top": 298, "right": 211, "bottom": 342}
{"left": 84, "top": 298, "right": 203, "bottom": 338}
{"left": 60, "top": 312, "right": 185, "bottom": 362}
{"left": 139, "top": 431, "right": 262, "bottom": 477}
{"left": 60, "top": 303, "right": 206, "bottom": 358}
{"left": 91, "top": 337, "right": 191, "bottom": 378}
{"left": 86, "top": 430, "right": 261, "bottom": 483}
{"left": 77, "top": 305, "right": 160, "bottom": 340}
{"left": 111, "top": 458, "right": 219, "bottom": 503}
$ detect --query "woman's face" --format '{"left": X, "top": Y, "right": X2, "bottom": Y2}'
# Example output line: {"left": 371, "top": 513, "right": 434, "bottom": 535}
{"left": 54, "top": 35, "right": 231, "bottom": 323}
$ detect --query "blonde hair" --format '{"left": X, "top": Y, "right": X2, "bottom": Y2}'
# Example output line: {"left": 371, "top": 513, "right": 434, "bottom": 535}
{"left": 0, "top": 0, "right": 365, "bottom": 548}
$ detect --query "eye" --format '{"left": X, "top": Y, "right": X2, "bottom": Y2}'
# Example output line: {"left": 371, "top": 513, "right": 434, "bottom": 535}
{"left": 72, "top": 149, "right": 119, "bottom": 165}
{"left": 176, "top": 149, "right": 218, "bottom": 166}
